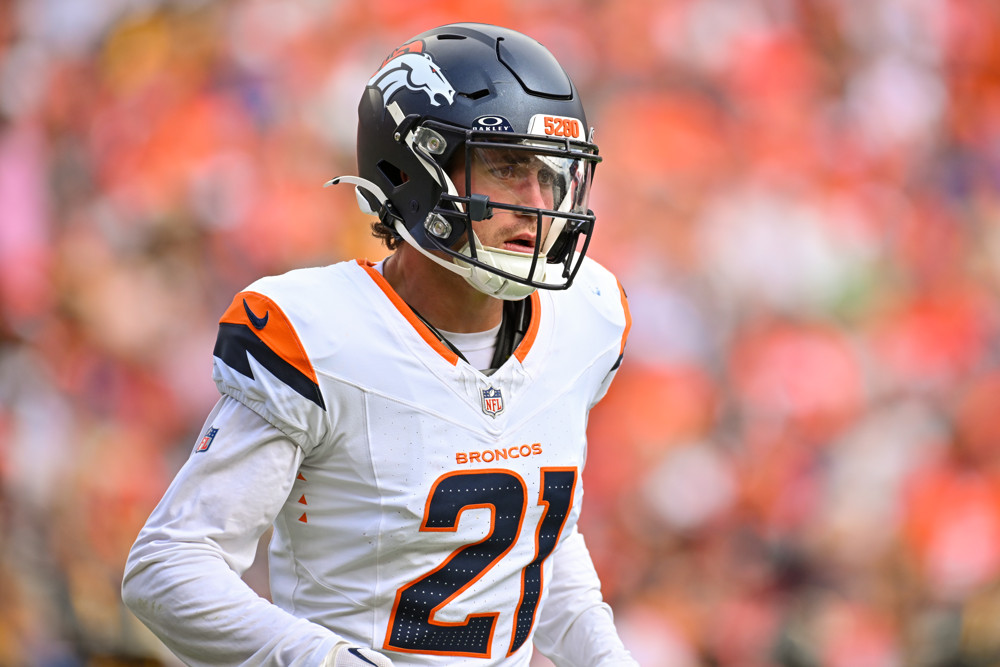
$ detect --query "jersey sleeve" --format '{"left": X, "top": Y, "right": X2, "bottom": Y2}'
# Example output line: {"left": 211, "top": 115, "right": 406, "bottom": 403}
{"left": 532, "top": 528, "right": 637, "bottom": 666}
{"left": 570, "top": 260, "right": 632, "bottom": 408}
{"left": 592, "top": 277, "right": 631, "bottom": 407}
{"left": 121, "top": 396, "right": 343, "bottom": 666}
{"left": 212, "top": 288, "right": 329, "bottom": 452}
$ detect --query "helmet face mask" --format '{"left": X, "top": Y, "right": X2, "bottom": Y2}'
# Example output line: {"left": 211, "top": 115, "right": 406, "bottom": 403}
{"left": 346, "top": 23, "right": 601, "bottom": 299}
{"left": 429, "top": 127, "right": 598, "bottom": 296}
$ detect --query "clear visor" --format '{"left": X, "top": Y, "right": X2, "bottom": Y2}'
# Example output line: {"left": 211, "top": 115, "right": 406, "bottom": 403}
{"left": 467, "top": 142, "right": 594, "bottom": 219}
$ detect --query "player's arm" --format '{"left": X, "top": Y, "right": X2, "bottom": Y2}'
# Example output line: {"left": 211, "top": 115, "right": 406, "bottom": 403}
{"left": 122, "top": 396, "right": 351, "bottom": 666}
{"left": 532, "top": 527, "right": 638, "bottom": 666}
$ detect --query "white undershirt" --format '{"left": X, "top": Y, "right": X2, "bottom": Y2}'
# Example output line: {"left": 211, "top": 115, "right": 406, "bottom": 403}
{"left": 437, "top": 324, "right": 501, "bottom": 371}
{"left": 374, "top": 259, "right": 500, "bottom": 370}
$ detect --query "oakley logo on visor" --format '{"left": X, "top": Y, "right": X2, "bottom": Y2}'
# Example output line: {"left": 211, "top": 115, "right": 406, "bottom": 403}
{"left": 472, "top": 115, "right": 514, "bottom": 132}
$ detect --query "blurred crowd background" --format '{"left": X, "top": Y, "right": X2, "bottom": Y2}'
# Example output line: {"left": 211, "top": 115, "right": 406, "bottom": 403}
{"left": 2, "top": 0, "right": 1000, "bottom": 665}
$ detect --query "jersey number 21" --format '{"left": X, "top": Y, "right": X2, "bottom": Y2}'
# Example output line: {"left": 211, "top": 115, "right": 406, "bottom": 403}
{"left": 385, "top": 467, "right": 577, "bottom": 658}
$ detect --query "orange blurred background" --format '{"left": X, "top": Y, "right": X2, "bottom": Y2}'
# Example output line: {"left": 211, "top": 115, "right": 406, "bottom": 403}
{"left": 3, "top": 1, "right": 1000, "bottom": 665}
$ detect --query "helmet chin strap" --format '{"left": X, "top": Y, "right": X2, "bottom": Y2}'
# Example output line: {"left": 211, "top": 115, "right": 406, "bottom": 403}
{"left": 323, "top": 175, "right": 387, "bottom": 215}
{"left": 453, "top": 238, "right": 544, "bottom": 300}
{"left": 325, "top": 175, "right": 543, "bottom": 301}
{"left": 395, "top": 215, "right": 541, "bottom": 301}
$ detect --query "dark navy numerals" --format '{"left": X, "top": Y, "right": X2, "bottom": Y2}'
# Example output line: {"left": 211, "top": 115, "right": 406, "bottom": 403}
{"left": 385, "top": 468, "right": 578, "bottom": 658}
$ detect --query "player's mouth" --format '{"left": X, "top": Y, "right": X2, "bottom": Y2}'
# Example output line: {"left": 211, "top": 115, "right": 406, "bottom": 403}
{"left": 503, "top": 234, "right": 537, "bottom": 253}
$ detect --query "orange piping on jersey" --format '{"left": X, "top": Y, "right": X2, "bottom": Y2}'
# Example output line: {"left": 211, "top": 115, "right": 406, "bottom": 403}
{"left": 358, "top": 259, "right": 461, "bottom": 365}
{"left": 513, "top": 291, "right": 541, "bottom": 363}
{"left": 219, "top": 291, "right": 318, "bottom": 384}
{"left": 617, "top": 280, "right": 632, "bottom": 356}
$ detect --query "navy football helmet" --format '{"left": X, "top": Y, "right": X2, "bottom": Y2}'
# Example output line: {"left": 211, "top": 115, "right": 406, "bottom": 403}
{"left": 327, "top": 23, "right": 601, "bottom": 299}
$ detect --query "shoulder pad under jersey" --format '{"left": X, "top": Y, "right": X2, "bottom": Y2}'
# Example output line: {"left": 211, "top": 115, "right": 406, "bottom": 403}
{"left": 212, "top": 285, "right": 326, "bottom": 447}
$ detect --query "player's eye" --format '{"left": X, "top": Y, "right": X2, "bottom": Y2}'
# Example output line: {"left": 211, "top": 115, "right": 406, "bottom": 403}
{"left": 537, "top": 168, "right": 556, "bottom": 187}
{"left": 489, "top": 164, "right": 518, "bottom": 180}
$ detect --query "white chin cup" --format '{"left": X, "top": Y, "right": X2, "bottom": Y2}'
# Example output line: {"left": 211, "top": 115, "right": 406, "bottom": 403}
{"left": 455, "top": 243, "right": 545, "bottom": 300}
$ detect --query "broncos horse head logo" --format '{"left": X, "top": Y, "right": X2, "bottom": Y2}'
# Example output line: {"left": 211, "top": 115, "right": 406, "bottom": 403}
{"left": 368, "top": 51, "right": 456, "bottom": 107}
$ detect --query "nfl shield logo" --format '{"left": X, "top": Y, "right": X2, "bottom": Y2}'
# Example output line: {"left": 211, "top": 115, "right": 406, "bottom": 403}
{"left": 196, "top": 427, "right": 219, "bottom": 453}
{"left": 481, "top": 386, "right": 504, "bottom": 418}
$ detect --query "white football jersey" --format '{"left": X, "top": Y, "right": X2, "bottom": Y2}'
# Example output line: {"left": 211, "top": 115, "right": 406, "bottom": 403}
{"left": 197, "top": 257, "right": 628, "bottom": 665}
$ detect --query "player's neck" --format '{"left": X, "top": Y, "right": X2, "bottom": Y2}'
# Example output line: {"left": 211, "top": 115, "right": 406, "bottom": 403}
{"left": 383, "top": 246, "right": 503, "bottom": 333}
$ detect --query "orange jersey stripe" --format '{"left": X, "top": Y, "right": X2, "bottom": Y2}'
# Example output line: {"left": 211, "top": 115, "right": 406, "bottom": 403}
{"left": 358, "top": 260, "right": 460, "bottom": 366}
{"left": 219, "top": 291, "right": 319, "bottom": 384}
{"left": 617, "top": 280, "right": 632, "bottom": 357}
{"left": 513, "top": 292, "right": 541, "bottom": 364}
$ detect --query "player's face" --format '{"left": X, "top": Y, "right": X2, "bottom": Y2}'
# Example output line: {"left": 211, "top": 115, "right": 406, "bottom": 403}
{"left": 450, "top": 145, "right": 563, "bottom": 255}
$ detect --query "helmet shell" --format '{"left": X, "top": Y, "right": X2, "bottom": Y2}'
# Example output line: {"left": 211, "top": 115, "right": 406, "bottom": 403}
{"left": 357, "top": 23, "right": 590, "bottom": 244}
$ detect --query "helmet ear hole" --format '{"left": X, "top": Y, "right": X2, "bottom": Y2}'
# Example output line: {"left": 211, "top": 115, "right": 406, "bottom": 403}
{"left": 377, "top": 160, "right": 405, "bottom": 188}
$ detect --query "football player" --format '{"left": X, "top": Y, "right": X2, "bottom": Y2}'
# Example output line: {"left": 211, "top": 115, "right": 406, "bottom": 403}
{"left": 123, "top": 23, "right": 637, "bottom": 666}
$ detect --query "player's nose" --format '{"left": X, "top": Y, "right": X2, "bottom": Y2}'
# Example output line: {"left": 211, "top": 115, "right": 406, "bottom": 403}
{"left": 513, "top": 173, "right": 551, "bottom": 211}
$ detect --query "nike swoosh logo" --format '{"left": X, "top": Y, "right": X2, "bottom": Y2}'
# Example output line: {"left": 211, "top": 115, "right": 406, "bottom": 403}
{"left": 347, "top": 648, "right": 380, "bottom": 666}
{"left": 243, "top": 299, "right": 269, "bottom": 330}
